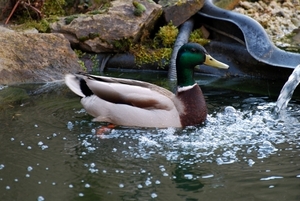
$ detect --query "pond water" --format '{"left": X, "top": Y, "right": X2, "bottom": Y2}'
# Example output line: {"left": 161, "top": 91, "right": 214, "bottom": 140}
{"left": 0, "top": 70, "right": 300, "bottom": 201}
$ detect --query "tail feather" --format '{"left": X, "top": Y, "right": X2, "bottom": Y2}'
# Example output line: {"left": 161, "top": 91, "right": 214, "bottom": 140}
{"left": 79, "top": 78, "right": 94, "bottom": 96}
{"left": 65, "top": 74, "right": 94, "bottom": 97}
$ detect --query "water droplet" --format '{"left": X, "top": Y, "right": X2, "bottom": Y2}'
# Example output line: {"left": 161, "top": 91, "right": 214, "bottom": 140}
{"left": 160, "top": 167, "right": 166, "bottom": 172}
{"left": 69, "top": 184, "right": 73, "bottom": 188}
{"left": 27, "top": 166, "right": 33, "bottom": 171}
{"left": 184, "top": 174, "right": 193, "bottom": 180}
{"left": 6, "top": 186, "right": 10, "bottom": 190}
{"left": 155, "top": 180, "right": 161, "bottom": 184}
{"left": 85, "top": 183, "right": 90, "bottom": 188}
{"left": 260, "top": 176, "right": 283, "bottom": 181}
{"left": 11, "top": 138, "right": 14, "bottom": 141}
{"left": 27, "top": 146, "right": 32, "bottom": 150}
{"left": 162, "top": 172, "right": 169, "bottom": 176}
{"left": 248, "top": 159, "right": 255, "bottom": 167}
{"left": 78, "top": 193, "right": 84, "bottom": 197}
{"left": 137, "top": 184, "right": 143, "bottom": 188}
{"left": 0, "top": 164, "right": 5, "bottom": 170}
{"left": 119, "top": 183, "right": 124, "bottom": 188}
{"left": 151, "top": 193, "right": 158, "bottom": 198}
{"left": 201, "top": 174, "right": 213, "bottom": 179}
{"left": 37, "top": 196, "right": 45, "bottom": 201}
{"left": 216, "top": 158, "right": 223, "bottom": 165}
{"left": 145, "top": 178, "right": 152, "bottom": 186}
{"left": 224, "top": 106, "right": 236, "bottom": 114}
{"left": 67, "top": 121, "right": 74, "bottom": 130}
{"left": 41, "top": 145, "right": 48, "bottom": 150}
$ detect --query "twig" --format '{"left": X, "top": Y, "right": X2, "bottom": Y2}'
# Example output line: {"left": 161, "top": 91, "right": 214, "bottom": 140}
{"left": 5, "top": 0, "right": 21, "bottom": 24}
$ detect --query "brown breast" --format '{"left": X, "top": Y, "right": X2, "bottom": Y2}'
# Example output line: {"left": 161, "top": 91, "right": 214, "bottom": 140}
{"left": 177, "top": 85, "right": 207, "bottom": 127}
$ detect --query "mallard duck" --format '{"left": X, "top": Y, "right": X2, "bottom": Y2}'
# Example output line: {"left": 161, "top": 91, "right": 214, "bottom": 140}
{"left": 65, "top": 43, "right": 229, "bottom": 128}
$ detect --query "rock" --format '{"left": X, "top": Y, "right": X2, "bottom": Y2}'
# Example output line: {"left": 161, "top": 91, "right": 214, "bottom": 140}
{"left": 158, "top": 0, "right": 205, "bottom": 26}
{"left": 0, "top": 30, "right": 81, "bottom": 85}
{"left": 50, "top": 0, "right": 162, "bottom": 53}
{"left": 0, "top": 25, "right": 14, "bottom": 32}
{"left": 233, "top": 0, "right": 300, "bottom": 49}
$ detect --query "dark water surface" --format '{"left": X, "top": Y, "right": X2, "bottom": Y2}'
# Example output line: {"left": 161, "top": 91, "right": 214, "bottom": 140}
{"left": 0, "top": 71, "right": 299, "bottom": 201}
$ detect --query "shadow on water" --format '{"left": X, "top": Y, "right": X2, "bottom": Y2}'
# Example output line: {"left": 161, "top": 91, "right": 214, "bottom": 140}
{"left": 0, "top": 70, "right": 300, "bottom": 201}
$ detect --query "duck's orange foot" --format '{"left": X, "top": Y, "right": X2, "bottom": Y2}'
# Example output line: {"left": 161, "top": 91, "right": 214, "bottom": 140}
{"left": 96, "top": 124, "right": 116, "bottom": 136}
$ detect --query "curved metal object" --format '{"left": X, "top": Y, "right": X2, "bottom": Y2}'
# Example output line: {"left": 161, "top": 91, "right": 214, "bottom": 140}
{"left": 197, "top": 0, "right": 300, "bottom": 75}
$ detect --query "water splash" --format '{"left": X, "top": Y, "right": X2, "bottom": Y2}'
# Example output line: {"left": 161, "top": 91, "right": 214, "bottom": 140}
{"left": 77, "top": 99, "right": 300, "bottom": 166}
{"left": 276, "top": 64, "right": 300, "bottom": 113}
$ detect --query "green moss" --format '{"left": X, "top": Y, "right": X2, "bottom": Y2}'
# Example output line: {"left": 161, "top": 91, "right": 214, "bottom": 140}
{"left": 74, "top": 49, "right": 87, "bottom": 71}
{"left": 122, "top": 22, "right": 179, "bottom": 68}
{"left": 89, "top": 32, "right": 100, "bottom": 39}
{"left": 130, "top": 45, "right": 172, "bottom": 68}
{"left": 90, "top": 54, "right": 100, "bottom": 73}
{"left": 78, "top": 35, "right": 90, "bottom": 42}
{"left": 88, "top": 9, "right": 107, "bottom": 15}
{"left": 112, "top": 38, "right": 133, "bottom": 52}
{"left": 87, "top": 1, "right": 112, "bottom": 15}
{"left": 189, "top": 28, "right": 210, "bottom": 46}
{"left": 154, "top": 22, "right": 178, "bottom": 48}
{"left": 64, "top": 15, "right": 79, "bottom": 25}
{"left": 74, "top": 49, "right": 85, "bottom": 58}
{"left": 74, "top": 49, "right": 101, "bottom": 72}
{"left": 10, "top": 0, "right": 66, "bottom": 32}
{"left": 133, "top": 1, "right": 146, "bottom": 16}
{"left": 14, "top": 18, "right": 53, "bottom": 32}
{"left": 175, "top": 0, "right": 185, "bottom": 6}
{"left": 42, "top": 0, "right": 66, "bottom": 17}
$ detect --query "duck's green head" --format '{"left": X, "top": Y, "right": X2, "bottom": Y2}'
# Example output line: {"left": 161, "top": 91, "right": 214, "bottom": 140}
{"left": 176, "top": 43, "right": 229, "bottom": 87}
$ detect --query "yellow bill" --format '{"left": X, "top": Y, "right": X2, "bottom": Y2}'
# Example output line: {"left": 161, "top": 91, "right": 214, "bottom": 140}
{"left": 204, "top": 54, "right": 229, "bottom": 69}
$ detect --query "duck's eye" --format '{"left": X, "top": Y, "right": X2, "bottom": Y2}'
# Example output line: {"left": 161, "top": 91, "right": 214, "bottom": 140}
{"left": 190, "top": 48, "right": 197, "bottom": 52}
